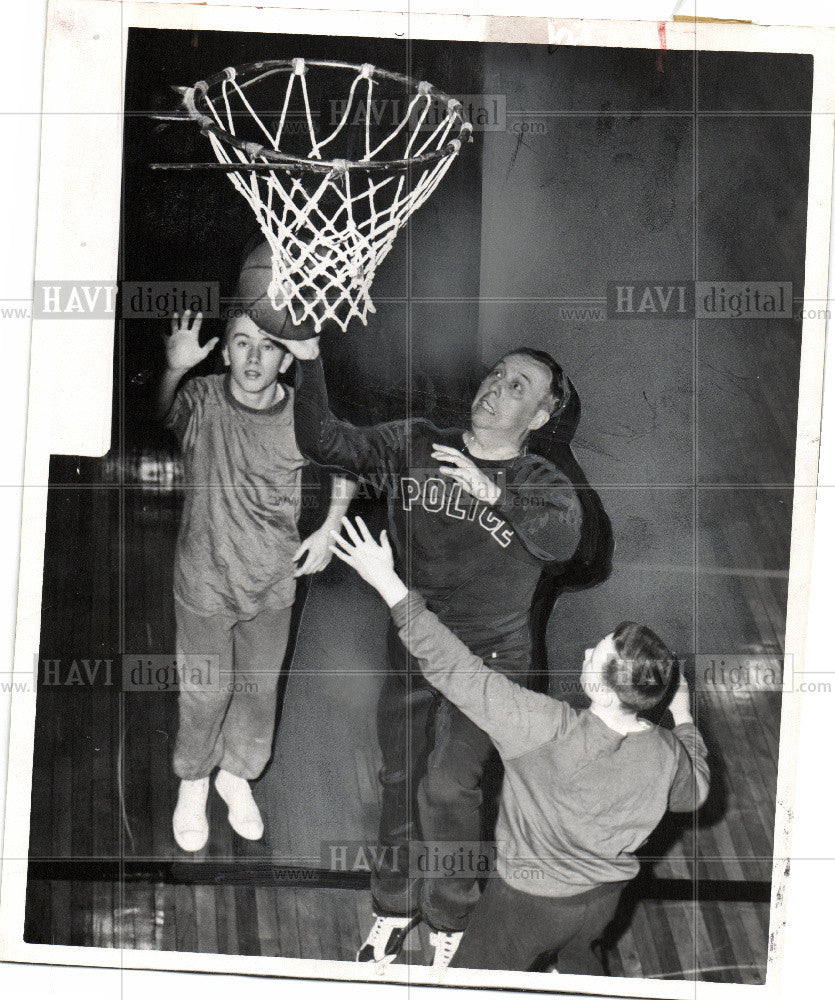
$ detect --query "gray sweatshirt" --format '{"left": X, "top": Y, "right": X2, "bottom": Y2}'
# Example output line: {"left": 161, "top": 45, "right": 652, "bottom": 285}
{"left": 391, "top": 591, "right": 710, "bottom": 897}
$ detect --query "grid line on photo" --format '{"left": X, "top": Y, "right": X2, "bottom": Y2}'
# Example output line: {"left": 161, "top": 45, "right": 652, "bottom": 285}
{"left": 12, "top": 11, "right": 824, "bottom": 994}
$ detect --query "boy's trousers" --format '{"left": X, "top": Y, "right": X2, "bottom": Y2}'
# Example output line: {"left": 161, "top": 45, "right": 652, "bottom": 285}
{"left": 173, "top": 601, "right": 293, "bottom": 781}
{"left": 450, "top": 876, "right": 626, "bottom": 974}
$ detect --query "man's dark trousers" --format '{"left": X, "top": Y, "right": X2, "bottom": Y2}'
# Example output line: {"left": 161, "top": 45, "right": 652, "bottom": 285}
{"left": 371, "top": 619, "right": 530, "bottom": 933}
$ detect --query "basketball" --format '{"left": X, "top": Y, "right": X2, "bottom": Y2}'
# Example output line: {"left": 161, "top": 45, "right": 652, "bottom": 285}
{"left": 234, "top": 240, "right": 316, "bottom": 341}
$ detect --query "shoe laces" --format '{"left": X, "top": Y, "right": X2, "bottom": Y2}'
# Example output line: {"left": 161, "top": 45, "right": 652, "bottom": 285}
{"left": 429, "top": 930, "right": 463, "bottom": 969}
{"left": 359, "top": 916, "right": 415, "bottom": 961}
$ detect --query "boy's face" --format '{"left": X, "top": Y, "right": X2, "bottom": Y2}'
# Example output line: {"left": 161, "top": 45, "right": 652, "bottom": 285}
{"left": 470, "top": 354, "right": 554, "bottom": 439}
{"left": 223, "top": 314, "right": 286, "bottom": 396}
{"left": 580, "top": 633, "right": 617, "bottom": 702}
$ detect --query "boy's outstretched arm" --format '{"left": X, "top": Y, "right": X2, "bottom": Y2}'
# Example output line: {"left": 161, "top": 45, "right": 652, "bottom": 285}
{"left": 293, "top": 475, "right": 358, "bottom": 577}
{"left": 278, "top": 338, "right": 410, "bottom": 485}
{"left": 666, "top": 673, "right": 711, "bottom": 811}
{"left": 155, "top": 310, "right": 218, "bottom": 422}
{"left": 329, "top": 517, "right": 572, "bottom": 760}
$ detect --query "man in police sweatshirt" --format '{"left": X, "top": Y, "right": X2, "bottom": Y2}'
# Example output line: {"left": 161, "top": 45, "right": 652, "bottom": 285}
{"left": 280, "top": 335, "right": 611, "bottom": 967}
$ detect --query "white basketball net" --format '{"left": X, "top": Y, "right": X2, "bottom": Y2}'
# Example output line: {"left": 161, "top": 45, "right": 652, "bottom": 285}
{"left": 189, "top": 60, "right": 471, "bottom": 332}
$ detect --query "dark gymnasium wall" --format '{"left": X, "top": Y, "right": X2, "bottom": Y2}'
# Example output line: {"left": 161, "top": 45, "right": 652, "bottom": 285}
{"left": 476, "top": 45, "right": 811, "bottom": 674}
{"left": 118, "top": 30, "right": 811, "bottom": 684}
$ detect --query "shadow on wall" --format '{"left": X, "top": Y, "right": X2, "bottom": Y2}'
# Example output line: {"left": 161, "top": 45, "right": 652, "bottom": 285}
{"left": 475, "top": 43, "right": 810, "bottom": 671}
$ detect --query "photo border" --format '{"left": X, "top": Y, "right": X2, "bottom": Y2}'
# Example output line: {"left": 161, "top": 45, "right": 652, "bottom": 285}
{"left": 2, "top": 4, "right": 834, "bottom": 999}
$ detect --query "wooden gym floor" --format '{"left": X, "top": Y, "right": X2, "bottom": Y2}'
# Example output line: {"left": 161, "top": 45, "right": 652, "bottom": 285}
{"left": 23, "top": 444, "right": 786, "bottom": 985}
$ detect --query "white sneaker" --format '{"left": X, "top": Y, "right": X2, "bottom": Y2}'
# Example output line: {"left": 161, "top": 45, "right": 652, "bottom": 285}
{"left": 429, "top": 929, "right": 464, "bottom": 971}
{"left": 172, "top": 777, "right": 210, "bottom": 852}
{"left": 214, "top": 769, "right": 264, "bottom": 840}
{"left": 356, "top": 914, "right": 420, "bottom": 965}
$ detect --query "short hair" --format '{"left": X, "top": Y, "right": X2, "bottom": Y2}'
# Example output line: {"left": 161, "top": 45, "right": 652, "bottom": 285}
{"left": 221, "top": 308, "right": 290, "bottom": 348}
{"left": 500, "top": 348, "right": 567, "bottom": 416}
{"left": 603, "top": 622, "right": 677, "bottom": 713}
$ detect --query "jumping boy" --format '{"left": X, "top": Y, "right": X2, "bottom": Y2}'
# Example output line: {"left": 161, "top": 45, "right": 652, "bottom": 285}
{"left": 329, "top": 515, "right": 709, "bottom": 976}
{"left": 278, "top": 336, "right": 610, "bottom": 967}
{"left": 157, "top": 308, "right": 354, "bottom": 852}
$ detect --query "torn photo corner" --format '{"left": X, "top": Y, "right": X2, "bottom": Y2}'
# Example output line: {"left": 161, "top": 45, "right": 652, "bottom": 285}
{"left": 2, "top": 2, "right": 835, "bottom": 999}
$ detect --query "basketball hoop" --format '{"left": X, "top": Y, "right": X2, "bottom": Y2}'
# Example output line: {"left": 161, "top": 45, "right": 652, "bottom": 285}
{"left": 152, "top": 59, "right": 472, "bottom": 332}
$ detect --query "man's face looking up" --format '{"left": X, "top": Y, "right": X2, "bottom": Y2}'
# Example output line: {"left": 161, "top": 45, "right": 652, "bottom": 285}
{"left": 470, "top": 353, "right": 555, "bottom": 440}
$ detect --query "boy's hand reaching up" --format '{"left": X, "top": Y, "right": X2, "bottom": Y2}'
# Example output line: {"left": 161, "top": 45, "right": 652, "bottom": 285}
{"left": 155, "top": 310, "right": 218, "bottom": 422}
{"left": 669, "top": 670, "right": 694, "bottom": 727}
{"left": 329, "top": 517, "right": 408, "bottom": 608}
{"left": 165, "top": 310, "right": 218, "bottom": 373}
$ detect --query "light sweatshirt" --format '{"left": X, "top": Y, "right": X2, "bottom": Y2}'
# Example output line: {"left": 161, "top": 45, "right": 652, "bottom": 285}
{"left": 391, "top": 590, "right": 710, "bottom": 897}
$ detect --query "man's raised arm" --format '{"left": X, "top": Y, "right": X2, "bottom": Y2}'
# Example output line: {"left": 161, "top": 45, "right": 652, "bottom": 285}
{"left": 281, "top": 338, "right": 410, "bottom": 485}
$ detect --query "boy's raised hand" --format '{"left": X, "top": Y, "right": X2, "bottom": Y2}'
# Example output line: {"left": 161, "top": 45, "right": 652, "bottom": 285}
{"left": 329, "top": 516, "right": 408, "bottom": 607}
{"left": 165, "top": 310, "right": 218, "bottom": 372}
{"left": 669, "top": 669, "right": 694, "bottom": 727}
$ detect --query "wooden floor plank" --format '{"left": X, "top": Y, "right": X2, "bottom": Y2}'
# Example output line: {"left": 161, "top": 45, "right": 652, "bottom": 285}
{"left": 328, "top": 889, "right": 364, "bottom": 962}
{"left": 69, "top": 879, "right": 94, "bottom": 947}
{"left": 695, "top": 898, "right": 736, "bottom": 983}
{"left": 115, "top": 880, "right": 138, "bottom": 952}
{"left": 50, "top": 881, "right": 73, "bottom": 946}
{"left": 148, "top": 691, "right": 177, "bottom": 861}
{"left": 91, "top": 689, "right": 118, "bottom": 948}
{"left": 733, "top": 695, "right": 779, "bottom": 810}
{"left": 660, "top": 901, "right": 698, "bottom": 981}
{"left": 132, "top": 882, "right": 158, "bottom": 950}
{"left": 734, "top": 902, "right": 769, "bottom": 983}
{"left": 194, "top": 884, "right": 220, "bottom": 954}
{"left": 172, "top": 884, "right": 197, "bottom": 952}
{"left": 699, "top": 901, "right": 762, "bottom": 985}
{"left": 294, "top": 887, "right": 325, "bottom": 960}
{"left": 689, "top": 902, "right": 728, "bottom": 980}
{"left": 752, "top": 686, "right": 782, "bottom": 750}
{"left": 610, "top": 922, "right": 644, "bottom": 979}
{"left": 234, "top": 884, "right": 262, "bottom": 956}
{"left": 628, "top": 900, "right": 666, "bottom": 979}
{"left": 89, "top": 881, "right": 114, "bottom": 948}
{"left": 751, "top": 892, "right": 772, "bottom": 942}
{"left": 705, "top": 692, "right": 773, "bottom": 877}
{"left": 353, "top": 889, "right": 375, "bottom": 961}
{"left": 215, "top": 885, "right": 239, "bottom": 955}
{"left": 155, "top": 883, "right": 178, "bottom": 952}
{"left": 50, "top": 714, "right": 74, "bottom": 941}
{"left": 254, "top": 887, "right": 281, "bottom": 957}
{"left": 274, "top": 887, "right": 303, "bottom": 958}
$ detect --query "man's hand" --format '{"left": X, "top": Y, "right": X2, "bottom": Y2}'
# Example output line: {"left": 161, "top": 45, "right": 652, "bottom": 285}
{"left": 275, "top": 336, "right": 321, "bottom": 362}
{"left": 432, "top": 444, "right": 502, "bottom": 505}
{"left": 165, "top": 310, "right": 218, "bottom": 372}
{"left": 329, "top": 516, "right": 408, "bottom": 607}
{"left": 292, "top": 524, "right": 334, "bottom": 577}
